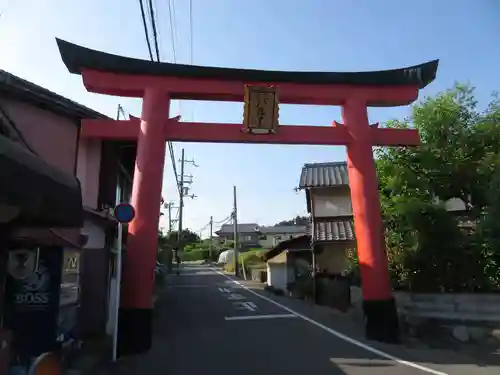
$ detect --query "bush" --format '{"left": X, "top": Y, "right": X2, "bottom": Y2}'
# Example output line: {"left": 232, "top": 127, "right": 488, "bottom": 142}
{"left": 239, "top": 249, "right": 266, "bottom": 266}
{"left": 182, "top": 249, "right": 209, "bottom": 262}
{"left": 224, "top": 262, "right": 234, "bottom": 273}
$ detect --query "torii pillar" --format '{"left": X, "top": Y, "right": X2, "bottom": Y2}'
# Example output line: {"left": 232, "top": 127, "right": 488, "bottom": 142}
{"left": 342, "top": 99, "right": 397, "bottom": 341}
{"left": 118, "top": 88, "right": 168, "bottom": 355}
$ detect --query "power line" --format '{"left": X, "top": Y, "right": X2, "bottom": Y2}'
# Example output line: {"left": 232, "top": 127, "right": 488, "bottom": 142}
{"left": 213, "top": 214, "right": 232, "bottom": 225}
{"left": 137, "top": 0, "right": 153, "bottom": 60}
{"left": 137, "top": 0, "right": 182, "bottom": 199}
{"left": 148, "top": 0, "right": 161, "bottom": 62}
{"left": 167, "top": 0, "right": 178, "bottom": 62}
{"left": 189, "top": 0, "right": 193, "bottom": 64}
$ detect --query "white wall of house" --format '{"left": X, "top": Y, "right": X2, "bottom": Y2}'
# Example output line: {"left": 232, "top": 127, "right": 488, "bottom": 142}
{"left": 312, "top": 188, "right": 352, "bottom": 217}
{"left": 267, "top": 252, "right": 295, "bottom": 291}
{"left": 258, "top": 233, "right": 304, "bottom": 248}
{"left": 80, "top": 220, "right": 106, "bottom": 249}
{"left": 267, "top": 263, "right": 288, "bottom": 290}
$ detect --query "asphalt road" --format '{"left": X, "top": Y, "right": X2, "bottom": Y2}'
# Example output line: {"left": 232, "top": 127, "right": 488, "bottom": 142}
{"left": 106, "top": 264, "right": 500, "bottom": 375}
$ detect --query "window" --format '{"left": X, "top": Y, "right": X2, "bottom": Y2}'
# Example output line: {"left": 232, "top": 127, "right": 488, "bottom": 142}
{"left": 259, "top": 235, "right": 267, "bottom": 240}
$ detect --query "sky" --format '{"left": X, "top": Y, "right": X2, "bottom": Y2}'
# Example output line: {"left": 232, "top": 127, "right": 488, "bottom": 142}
{"left": 1, "top": 0, "right": 499, "bottom": 237}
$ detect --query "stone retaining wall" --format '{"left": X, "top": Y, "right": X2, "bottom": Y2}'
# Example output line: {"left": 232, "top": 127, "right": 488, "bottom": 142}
{"left": 394, "top": 291, "right": 500, "bottom": 323}
{"left": 350, "top": 287, "right": 500, "bottom": 343}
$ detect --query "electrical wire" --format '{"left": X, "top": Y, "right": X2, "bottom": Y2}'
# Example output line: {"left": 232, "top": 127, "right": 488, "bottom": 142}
{"left": 167, "top": 0, "right": 177, "bottom": 62}
{"left": 137, "top": 0, "right": 153, "bottom": 60}
{"left": 148, "top": 0, "right": 161, "bottom": 62}
{"left": 138, "top": 0, "right": 182, "bottom": 198}
{"left": 189, "top": 0, "right": 193, "bottom": 65}
{"left": 213, "top": 214, "right": 233, "bottom": 226}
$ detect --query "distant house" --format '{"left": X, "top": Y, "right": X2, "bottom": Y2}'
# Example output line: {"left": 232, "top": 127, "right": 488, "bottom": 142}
{"left": 257, "top": 225, "right": 307, "bottom": 248}
{"left": 215, "top": 223, "right": 306, "bottom": 249}
{"left": 298, "top": 162, "right": 356, "bottom": 275}
{"left": 297, "top": 161, "right": 470, "bottom": 272}
{"left": 215, "top": 223, "right": 260, "bottom": 247}
{"left": 263, "top": 235, "right": 311, "bottom": 292}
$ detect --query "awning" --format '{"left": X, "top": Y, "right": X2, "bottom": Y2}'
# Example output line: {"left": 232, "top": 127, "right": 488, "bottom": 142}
{"left": 0, "top": 135, "right": 83, "bottom": 227}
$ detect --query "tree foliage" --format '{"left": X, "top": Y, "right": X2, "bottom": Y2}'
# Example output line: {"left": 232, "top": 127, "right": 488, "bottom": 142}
{"left": 157, "top": 229, "right": 200, "bottom": 250}
{"left": 275, "top": 215, "right": 309, "bottom": 226}
{"left": 372, "top": 84, "right": 500, "bottom": 292}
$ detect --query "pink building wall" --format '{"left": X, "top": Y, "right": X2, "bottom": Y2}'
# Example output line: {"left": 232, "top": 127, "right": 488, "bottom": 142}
{"left": 76, "top": 139, "right": 102, "bottom": 209}
{"left": 1, "top": 95, "right": 104, "bottom": 211}
{"left": 0, "top": 97, "right": 79, "bottom": 174}
{"left": 0, "top": 95, "right": 81, "bottom": 243}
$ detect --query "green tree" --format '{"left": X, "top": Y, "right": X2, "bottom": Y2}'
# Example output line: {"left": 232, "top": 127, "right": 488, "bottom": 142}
{"left": 475, "top": 169, "right": 500, "bottom": 289}
{"left": 275, "top": 216, "right": 309, "bottom": 226}
{"left": 375, "top": 84, "right": 500, "bottom": 292}
{"left": 165, "top": 229, "right": 200, "bottom": 248}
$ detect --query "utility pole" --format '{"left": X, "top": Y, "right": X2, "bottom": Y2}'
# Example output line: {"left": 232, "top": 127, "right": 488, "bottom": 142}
{"left": 233, "top": 185, "right": 239, "bottom": 277}
{"left": 209, "top": 216, "right": 213, "bottom": 260}
{"left": 177, "top": 148, "right": 198, "bottom": 251}
{"left": 166, "top": 202, "right": 173, "bottom": 234}
{"left": 178, "top": 149, "right": 185, "bottom": 248}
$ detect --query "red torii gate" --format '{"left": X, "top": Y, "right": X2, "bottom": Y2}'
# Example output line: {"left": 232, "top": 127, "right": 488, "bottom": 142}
{"left": 56, "top": 39, "right": 438, "bottom": 354}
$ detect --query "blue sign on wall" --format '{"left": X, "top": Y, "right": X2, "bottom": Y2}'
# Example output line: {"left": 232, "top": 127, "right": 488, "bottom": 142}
{"left": 114, "top": 203, "right": 136, "bottom": 224}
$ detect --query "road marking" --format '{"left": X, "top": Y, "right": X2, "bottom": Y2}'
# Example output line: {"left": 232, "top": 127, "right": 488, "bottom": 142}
{"left": 243, "top": 301, "right": 257, "bottom": 311}
{"left": 232, "top": 301, "right": 257, "bottom": 312}
{"left": 227, "top": 293, "right": 246, "bottom": 300}
{"left": 212, "top": 268, "right": 448, "bottom": 375}
{"left": 218, "top": 287, "right": 231, "bottom": 293}
{"left": 225, "top": 313, "right": 298, "bottom": 321}
{"left": 168, "top": 284, "right": 210, "bottom": 288}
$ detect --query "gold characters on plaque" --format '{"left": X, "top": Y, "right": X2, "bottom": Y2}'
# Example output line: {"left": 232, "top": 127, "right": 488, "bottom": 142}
{"left": 243, "top": 86, "right": 279, "bottom": 133}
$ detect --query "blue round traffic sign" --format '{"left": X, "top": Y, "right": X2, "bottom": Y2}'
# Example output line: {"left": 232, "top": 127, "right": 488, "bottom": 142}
{"left": 114, "top": 203, "right": 136, "bottom": 223}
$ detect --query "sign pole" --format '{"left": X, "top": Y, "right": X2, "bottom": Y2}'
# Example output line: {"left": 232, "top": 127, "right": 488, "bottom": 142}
{"left": 110, "top": 202, "right": 135, "bottom": 362}
{"left": 112, "top": 221, "right": 123, "bottom": 362}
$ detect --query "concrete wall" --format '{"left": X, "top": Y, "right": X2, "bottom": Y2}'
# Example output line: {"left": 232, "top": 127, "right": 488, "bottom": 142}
{"left": 76, "top": 139, "right": 102, "bottom": 209}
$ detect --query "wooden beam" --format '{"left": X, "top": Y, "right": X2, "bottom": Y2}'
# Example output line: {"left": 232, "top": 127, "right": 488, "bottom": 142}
{"left": 81, "top": 69, "right": 420, "bottom": 106}
{"left": 82, "top": 119, "right": 354, "bottom": 145}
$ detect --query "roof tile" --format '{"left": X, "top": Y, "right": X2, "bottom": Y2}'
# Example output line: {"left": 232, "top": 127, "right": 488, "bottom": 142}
{"left": 308, "top": 220, "right": 355, "bottom": 242}
{"left": 299, "top": 162, "right": 349, "bottom": 188}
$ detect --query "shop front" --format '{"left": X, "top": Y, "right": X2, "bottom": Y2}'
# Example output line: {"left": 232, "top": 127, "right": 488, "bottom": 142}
{"left": 0, "top": 134, "right": 84, "bottom": 374}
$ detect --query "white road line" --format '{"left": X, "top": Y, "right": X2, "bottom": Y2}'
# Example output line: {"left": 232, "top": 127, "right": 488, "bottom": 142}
{"left": 244, "top": 301, "right": 257, "bottom": 311}
{"left": 168, "top": 285, "right": 210, "bottom": 288}
{"left": 227, "top": 293, "right": 246, "bottom": 300}
{"left": 225, "top": 314, "right": 298, "bottom": 321}
{"left": 212, "top": 268, "right": 448, "bottom": 375}
{"left": 232, "top": 301, "right": 256, "bottom": 312}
